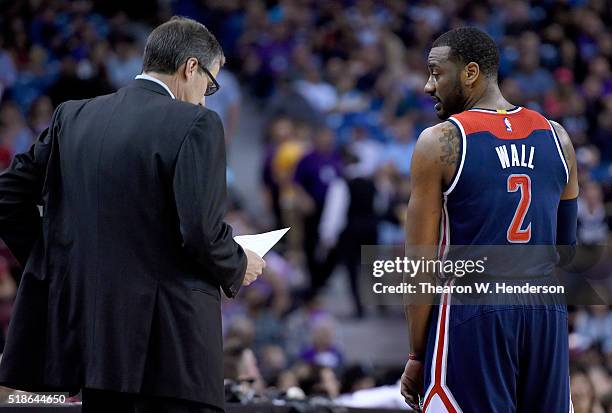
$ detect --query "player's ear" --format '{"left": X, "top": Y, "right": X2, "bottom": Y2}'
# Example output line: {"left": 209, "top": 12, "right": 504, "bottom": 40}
{"left": 465, "top": 62, "right": 479, "bottom": 87}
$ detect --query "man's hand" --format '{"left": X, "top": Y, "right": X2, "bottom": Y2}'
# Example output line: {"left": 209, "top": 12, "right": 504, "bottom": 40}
{"left": 401, "top": 359, "right": 424, "bottom": 412}
{"left": 242, "top": 248, "right": 265, "bottom": 286}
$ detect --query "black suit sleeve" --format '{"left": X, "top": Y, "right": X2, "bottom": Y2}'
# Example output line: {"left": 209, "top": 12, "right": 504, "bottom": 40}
{"left": 173, "top": 109, "right": 246, "bottom": 298}
{"left": 0, "top": 105, "right": 60, "bottom": 265}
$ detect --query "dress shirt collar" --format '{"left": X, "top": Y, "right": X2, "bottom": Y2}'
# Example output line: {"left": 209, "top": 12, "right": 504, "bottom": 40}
{"left": 134, "top": 74, "right": 176, "bottom": 99}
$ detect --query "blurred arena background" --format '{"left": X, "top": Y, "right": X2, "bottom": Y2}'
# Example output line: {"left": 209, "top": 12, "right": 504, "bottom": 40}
{"left": 0, "top": 0, "right": 611, "bottom": 412}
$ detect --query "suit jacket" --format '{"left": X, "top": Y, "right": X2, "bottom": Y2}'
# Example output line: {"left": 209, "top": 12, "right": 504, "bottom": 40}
{"left": 0, "top": 79, "right": 247, "bottom": 409}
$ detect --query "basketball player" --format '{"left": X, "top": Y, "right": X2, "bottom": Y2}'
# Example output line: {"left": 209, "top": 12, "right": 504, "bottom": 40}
{"left": 400, "top": 28, "right": 578, "bottom": 412}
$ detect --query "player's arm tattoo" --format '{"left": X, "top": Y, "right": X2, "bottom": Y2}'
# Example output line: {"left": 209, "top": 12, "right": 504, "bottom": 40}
{"left": 438, "top": 123, "right": 460, "bottom": 166}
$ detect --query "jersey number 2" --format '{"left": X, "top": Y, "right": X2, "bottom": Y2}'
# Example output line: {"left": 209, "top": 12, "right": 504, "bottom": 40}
{"left": 507, "top": 174, "right": 532, "bottom": 243}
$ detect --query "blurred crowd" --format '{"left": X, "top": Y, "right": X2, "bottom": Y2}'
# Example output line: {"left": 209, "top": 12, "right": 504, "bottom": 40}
{"left": 0, "top": 0, "right": 611, "bottom": 411}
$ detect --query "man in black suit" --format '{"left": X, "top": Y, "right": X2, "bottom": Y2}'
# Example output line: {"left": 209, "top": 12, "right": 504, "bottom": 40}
{"left": 0, "top": 17, "right": 265, "bottom": 413}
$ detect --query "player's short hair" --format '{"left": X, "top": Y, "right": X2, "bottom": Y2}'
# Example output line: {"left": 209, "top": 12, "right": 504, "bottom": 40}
{"left": 432, "top": 27, "right": 499, "bottom": 78}
{"left": 142, "top": 16, "right": 224, "bottom": 74}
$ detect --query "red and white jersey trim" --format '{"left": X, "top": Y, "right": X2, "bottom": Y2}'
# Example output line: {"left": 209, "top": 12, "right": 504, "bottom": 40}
{"left": 443, "top": 117, "right": 467, "bottom": 196}
{"left": 422, "top": 287, "right": 462, "bottom": 413}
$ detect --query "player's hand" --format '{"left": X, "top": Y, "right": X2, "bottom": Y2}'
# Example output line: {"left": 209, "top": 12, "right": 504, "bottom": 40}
{"left": 242, "top": 248, "right": 266, "bottom": 286}
{"left": 401, "top": 359, "right": 424, "bottom": 412}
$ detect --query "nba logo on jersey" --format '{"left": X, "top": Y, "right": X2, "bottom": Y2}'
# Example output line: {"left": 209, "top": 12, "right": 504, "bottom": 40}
{"left": 504, "top": 117, "right": 512, "bottom": 132}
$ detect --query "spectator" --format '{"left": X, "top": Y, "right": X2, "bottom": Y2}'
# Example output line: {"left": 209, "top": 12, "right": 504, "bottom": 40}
{"left": 294, "top": 64, "right": 338, "bottom": 114}
{"left": 575, "top": 306, "right": 612, "bottom": 354}
{"left": 578, "top": 181, "right": 608, "bottom": 246}
{"left": 340, "top": 364, "right": 376, "bottom": 395}
{"left": 47, "top": 55, "right": 112, "bottom": 107}
{"left": 300, "top": 318, "right": 344, "bottom": 369}
{"left": 383, "top": 114, "right": 417, "bottom": 176}
{"left": 27, "top": 95, "right": 53, "bottom": 137}
{"left": 593, "top": 105, "right": 612, "bottom": 162}
{"left": 293, "top": 127, "right": 341, "bottom": 291}
{"left": 284, "top": 295, "right": 333, "bottom": 362}
{"left": 0, "top": 257, "right": 15, "bottom": 352}
{"left": 511, "top": 51, "right": 555, "bottom": 102}
{"left": 0, "top": 101, "right": 33, "bottom": 157}
{"left": 0, "top": 36, "right": 17, "bottom": 101}
{"left": 318, "top": 148, "right": 381, "bottom": 318}
{"left": 298, "top": 364, "right": 340, "bottom": 400}
{"left": 206, "top": 69, "right": 241, "bottom": 144}
{"left": 105, "top": 35, "right": 142, "bottom": 89}
{"left": 243, "top": 286, "right": 284, "bottom": 355}
{"left": 223, "top": 339, "right": 266, "bottom": 398}
{"left": 571, "top": 365, "right": 605, "bottom": 413}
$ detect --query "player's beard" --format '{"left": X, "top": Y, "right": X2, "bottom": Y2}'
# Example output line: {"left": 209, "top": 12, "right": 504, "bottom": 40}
{"left": 437, "top": 75, "right": 468, "bottom": 120}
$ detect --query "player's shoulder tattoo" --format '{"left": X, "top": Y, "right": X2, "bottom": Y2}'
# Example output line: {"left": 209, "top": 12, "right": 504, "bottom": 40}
{"left": 437, "top": 121, "right": 461, "bottom": 166}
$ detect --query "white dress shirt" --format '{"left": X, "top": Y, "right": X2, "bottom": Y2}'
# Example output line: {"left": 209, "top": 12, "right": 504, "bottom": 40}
{"left": 135, "top": 73, "right": 175, "bottom": 99}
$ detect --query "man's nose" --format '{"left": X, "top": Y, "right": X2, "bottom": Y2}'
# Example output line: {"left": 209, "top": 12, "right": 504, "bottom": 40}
{"left": 424, "top": 78, "right": 435, "bottom": 95}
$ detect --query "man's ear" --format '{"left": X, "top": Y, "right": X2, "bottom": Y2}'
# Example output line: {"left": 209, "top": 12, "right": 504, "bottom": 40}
{"left": 183, "top": 57, "right": 199, "bottom": 79}
{"left": 465, "top": 62, "right": 480, "bottom": 87}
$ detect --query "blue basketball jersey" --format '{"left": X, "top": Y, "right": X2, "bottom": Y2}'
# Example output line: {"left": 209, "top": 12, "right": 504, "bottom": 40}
{"left": 422, "top": 106, "right": 573, "bottom": 413}
{"left": 439, "top": 106, "right": 569, "bottom": 275}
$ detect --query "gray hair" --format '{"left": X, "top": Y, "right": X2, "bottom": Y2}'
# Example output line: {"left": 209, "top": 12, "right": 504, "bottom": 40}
{"left": 142, "top": 16, "right": 225, "bottom": 74}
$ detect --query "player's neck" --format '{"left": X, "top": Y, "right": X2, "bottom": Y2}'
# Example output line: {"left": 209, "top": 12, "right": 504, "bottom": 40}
{"left": 465, "top": 83, "right": 514, "bottom": 112}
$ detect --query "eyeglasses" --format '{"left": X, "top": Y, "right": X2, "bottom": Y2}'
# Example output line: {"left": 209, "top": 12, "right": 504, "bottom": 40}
{"left": 198, "top": 64, "right": 220, "bottom": 96}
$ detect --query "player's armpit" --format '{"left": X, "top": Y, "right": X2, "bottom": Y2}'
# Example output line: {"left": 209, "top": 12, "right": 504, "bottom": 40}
{"left": 550, "top": 120, "right": 579, "bottom": 200}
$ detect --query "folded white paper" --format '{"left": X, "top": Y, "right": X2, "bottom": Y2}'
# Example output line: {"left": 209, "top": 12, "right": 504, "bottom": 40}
{"left": 234, "top": 227, "right": 290, "bottom": 258}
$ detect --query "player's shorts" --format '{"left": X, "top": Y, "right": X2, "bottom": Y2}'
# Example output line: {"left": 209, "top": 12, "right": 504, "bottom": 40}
{"left": 422, "top": 289, "right": 573, "bottom": 413}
